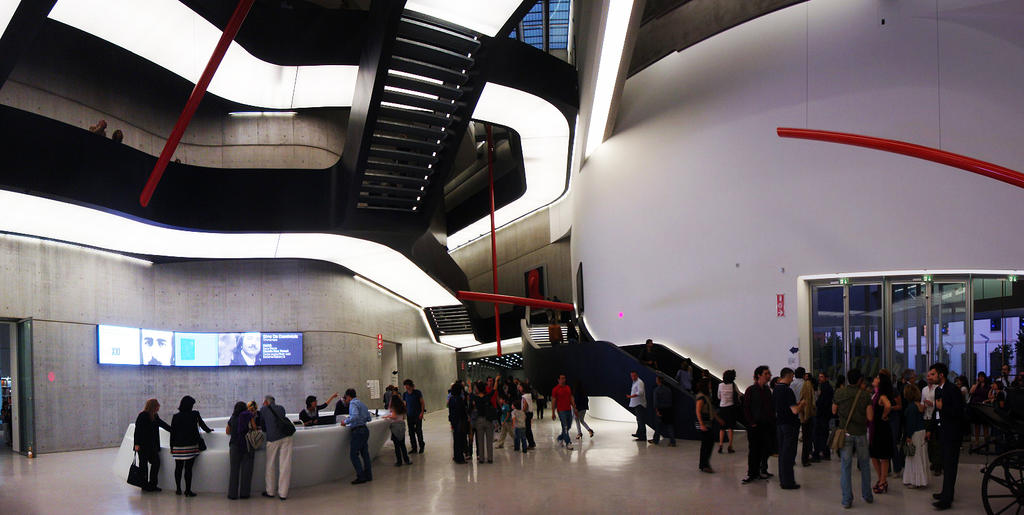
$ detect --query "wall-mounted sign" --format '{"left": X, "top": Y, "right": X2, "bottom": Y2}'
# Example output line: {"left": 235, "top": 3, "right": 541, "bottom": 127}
{"left": 376, "top": 333, "right": 383, "bottom": 351}
{"left": 777, "top": 294, "right": 785, "bottom": 317}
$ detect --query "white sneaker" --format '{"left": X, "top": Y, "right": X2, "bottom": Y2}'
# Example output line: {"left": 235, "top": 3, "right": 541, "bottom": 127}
{"left": 566, "top": 443, "right": 574, "bottom": 450}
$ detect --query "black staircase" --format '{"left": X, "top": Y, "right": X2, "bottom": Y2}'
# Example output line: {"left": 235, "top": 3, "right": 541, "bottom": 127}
{"left": 349, "top": 9, "right": 483, "bottom": 214}
{"left": 425, "top": 304, "right": 474, "bottom": 340}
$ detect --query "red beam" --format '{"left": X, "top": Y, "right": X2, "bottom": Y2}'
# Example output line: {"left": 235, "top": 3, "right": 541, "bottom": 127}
{"left": 457, "top": 291, "right": 574, "bottom": 312}
{"left": 486, "top": 124, "right": 501, "bottom": 356}
{"left": 139, "top": 0, "right": 255, "bottom": 207}
{"left": 777, "top": 127, "right": 1024, "bottom": 189}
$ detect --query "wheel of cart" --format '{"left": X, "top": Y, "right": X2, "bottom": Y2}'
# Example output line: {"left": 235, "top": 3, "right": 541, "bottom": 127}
{"left": 983, "top": 449, "right": 1024, "bottom": 515}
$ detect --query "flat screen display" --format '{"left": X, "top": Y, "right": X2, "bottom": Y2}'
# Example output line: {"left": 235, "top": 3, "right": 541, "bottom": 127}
{"left": 97, "top": 325, "right": 303, "bottom": 366}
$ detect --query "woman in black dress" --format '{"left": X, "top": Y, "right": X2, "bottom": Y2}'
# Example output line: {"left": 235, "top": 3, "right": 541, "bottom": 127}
{"left": 448, "top": 382, "right": 469, "bottom": 464}
{"left": 169, "top": 395, "right": 213, "bottom": 496}
{"left": 133, "top": 398, "right": 172, "bottom": 492}
{"left": 869, "top": 374, "right": 894, "bottom": 494}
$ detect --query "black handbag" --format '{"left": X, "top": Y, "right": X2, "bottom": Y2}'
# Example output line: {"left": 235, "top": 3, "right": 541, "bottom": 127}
{"left": 270, "top": 405, "right": 296, "bottom": 437}
{"left": 127, "top": 452, "right": 148, "bottom": 488}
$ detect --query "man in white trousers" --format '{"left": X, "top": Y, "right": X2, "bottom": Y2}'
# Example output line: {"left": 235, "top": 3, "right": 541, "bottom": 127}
{"left": 259, "top": 395, "right": 293, "bottom": 500}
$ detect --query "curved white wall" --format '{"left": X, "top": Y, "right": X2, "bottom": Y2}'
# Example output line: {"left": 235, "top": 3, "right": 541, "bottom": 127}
{"left": 572, "top": 0, "right": 1024, "bottom": 382}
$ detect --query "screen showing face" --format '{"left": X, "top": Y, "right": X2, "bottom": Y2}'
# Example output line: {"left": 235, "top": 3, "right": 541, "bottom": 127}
{"left": 140, "top": 329, "right": 174, "bottom": 366}
{"left": 97, "top": 325, "right": 141, "bottom": 365}
{"left": 99, "top": 325, "right": 302, "bottom": 367}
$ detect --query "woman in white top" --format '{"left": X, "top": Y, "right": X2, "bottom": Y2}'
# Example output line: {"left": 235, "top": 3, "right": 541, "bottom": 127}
{"left": 519, "top": 383, "right": 536, "bottom": 449}
{"left": 717, "top": 369, "right": 738, "bottom": 454}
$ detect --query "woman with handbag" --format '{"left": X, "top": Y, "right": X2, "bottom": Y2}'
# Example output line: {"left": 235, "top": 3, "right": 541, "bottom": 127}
{"left": 169, "top": 395, "right": 213, "bottom": 496}
{"left": 384, "top": 396, "right": 413, "bottom": 466}
{"left": 226, "top": 401, "right": 257, "bottom": 499}
{"left": 868, "top": 374, "right": 895, "bottom": 494}
{"left": 133, "top": 398, "right": 172, "bottom": 492}
{"left": 901, "top": 383, "right": 929, "bottom": 488}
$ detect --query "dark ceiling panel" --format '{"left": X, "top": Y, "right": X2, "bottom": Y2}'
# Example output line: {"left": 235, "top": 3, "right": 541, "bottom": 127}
{"left": 180, "top": 0, "right": 367, "bottom": 66}
{"left": 629, "top": 0, "right": 807, "bottom": 77}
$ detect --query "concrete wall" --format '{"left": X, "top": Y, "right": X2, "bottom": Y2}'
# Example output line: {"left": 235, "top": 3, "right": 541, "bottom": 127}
{"left": 573, "top": 0, "right": 1024, "bottom": 381}
{"left": 0, "top": 234, "right": 455, "bottom": 452}
{"left": 449, "top": 208, "right": 571, "bottom": 317}
{"left": 0, "top": 28, "right": 347, "bottom": 169}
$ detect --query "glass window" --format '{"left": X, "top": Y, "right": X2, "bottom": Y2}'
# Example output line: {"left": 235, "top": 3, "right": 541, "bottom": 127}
{"left": 973, "top": 278, "right": 1024, "bottom": 378}
{"left": 811, "top": 286, "right": 844, "bottom": 378}
{"left": 547, "top": 0, "right": 570, "bottom": 50}
{"left": 521, "top": 2, "right": 545, "bottom": 49}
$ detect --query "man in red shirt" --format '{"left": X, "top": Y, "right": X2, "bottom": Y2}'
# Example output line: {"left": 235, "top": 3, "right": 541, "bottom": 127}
{"left": 551, "top": 374, "right": 576, "bottom": 450}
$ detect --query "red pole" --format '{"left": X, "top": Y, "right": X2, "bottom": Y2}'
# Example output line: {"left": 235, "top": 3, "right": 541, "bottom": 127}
{"left": 139, "top": 0, "right": 255, "bottom": 207}
{"left": 456, "top": 291, "right": 574, "bottom": 311}
{"left": 777, "top": 127, "right": 1024, "bottom": 189}
{"left": 486, "top": 124, "right": 501, "bottom": 356}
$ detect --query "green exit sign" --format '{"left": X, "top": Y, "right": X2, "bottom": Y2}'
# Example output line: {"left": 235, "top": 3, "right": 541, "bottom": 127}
{"left": 923, "top": 275, "right": 933, "bottom": 282}
{"left": 838, "top": 277, "right": 850, "bottom": 285}
{"left": 1010, "top": 275, "right": 1018, "bottom": 282}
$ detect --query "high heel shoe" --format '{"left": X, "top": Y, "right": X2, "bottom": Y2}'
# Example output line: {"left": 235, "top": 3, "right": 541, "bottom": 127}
{"left": 872, "top": 482, "right": 888, "bottom": 494}
{"left": 728, "top": 446, "right": 735, "bottom": 453}
{"left": 718, "top": 446, "right": 723, "bottom": 454}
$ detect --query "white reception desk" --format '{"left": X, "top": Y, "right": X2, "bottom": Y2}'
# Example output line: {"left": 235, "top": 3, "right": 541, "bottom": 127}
{"left": 113, "top": 414, "right": 391, "bottom": 493}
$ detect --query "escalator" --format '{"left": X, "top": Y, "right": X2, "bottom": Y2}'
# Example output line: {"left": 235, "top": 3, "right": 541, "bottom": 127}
{"left": 522, "top": 318, "right": 726, "bottom": 440}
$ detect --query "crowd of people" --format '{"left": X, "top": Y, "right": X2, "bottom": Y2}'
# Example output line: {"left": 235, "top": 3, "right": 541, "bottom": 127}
{"left": 446, "top": 374, "right": 551, "bottom": 462}
{"left": 131, "top": 379, "right": 429, "bottom": 500}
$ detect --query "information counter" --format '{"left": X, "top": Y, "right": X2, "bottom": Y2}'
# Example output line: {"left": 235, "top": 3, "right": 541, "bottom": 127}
{"left": 112, "top": 414, "right": 391, "bottom": 493}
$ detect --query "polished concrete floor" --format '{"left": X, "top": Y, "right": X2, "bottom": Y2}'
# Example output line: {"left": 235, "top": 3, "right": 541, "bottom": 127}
{"left": 0, "top": 414, "right": 988, "bottom": 514}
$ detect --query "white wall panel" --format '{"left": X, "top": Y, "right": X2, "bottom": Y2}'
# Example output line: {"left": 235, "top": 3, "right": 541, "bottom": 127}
{"left": 573, "top": 0, "right": 1024, "bottom": 384}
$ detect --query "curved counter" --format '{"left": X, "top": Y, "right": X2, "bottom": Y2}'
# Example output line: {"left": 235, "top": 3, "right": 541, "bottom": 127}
{"left": 112, "top": 414, "right": 391, "bottom": 493}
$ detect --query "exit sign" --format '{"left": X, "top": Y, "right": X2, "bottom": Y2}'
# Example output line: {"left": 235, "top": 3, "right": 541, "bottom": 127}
{"left": 777, "top": 294, "right": 785, "bottom": 317}
{"left": 376, "top": 333, "right": 383, "bottom": 350}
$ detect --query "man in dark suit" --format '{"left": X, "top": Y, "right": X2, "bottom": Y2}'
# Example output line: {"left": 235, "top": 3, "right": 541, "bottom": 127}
{"left": 929, "top": 362, "right": 965, "bottom": 510}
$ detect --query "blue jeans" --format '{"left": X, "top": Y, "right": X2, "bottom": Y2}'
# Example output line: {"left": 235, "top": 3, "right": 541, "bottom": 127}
{"left": 350, "top": 426, "right": 371, "bottom": 481}
{"left": 514, "top": 428, "right": 527, "bottom": 451}
{"left": 839, "top": 433, "right": 873, "bottom": 506}
{"left": 557, "top": 410, "right": 573, "bottom": 444}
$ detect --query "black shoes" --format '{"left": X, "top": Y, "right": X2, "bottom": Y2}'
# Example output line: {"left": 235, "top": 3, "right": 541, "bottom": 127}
{"left": 742, "top": 476, "right": 758, "bottom": 484}
{"left": 184, "top": 491, "right": 196, "bottom": 497}
{"left": 933, "top": 501, "right": 952, "bottom": 510}
{"left": 781, "top": 484, "right": 801, "bottom": 490}
{"left": 262, "top": 492, "right": 275, "bottom": 498}
{"left": 351, "top": 478, "right": 368, "bottom": 485}
{"left": 176, "top": 489, "right": 182, "bottom": 495}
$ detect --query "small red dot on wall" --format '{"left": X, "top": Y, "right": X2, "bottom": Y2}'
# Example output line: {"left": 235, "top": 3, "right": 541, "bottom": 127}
{"left": 47, "top": 372, "right": 55, "bottom": 382}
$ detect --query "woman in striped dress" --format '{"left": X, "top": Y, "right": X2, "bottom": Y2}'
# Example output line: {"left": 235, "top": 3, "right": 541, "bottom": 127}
{"left": 170, "top": 395, "right": 213, "bottom": 496}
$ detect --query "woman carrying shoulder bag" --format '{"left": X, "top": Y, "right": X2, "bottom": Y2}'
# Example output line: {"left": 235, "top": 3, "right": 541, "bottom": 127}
{"left": 169, "top": 395, "right": 213, "bottom": 496}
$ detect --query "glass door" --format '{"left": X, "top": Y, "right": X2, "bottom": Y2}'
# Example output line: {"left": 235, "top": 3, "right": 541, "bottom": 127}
{"left": 849, "top": 284, "right": 883, "bottom": 377}
{"left": 891, "top": 283, "right": 928, "bottom": 378}
{"left": 811, "top": 286, "right": 845, "bottom": 378}
{"left": 932, "top": 282, "right": 968, "bottom": 378}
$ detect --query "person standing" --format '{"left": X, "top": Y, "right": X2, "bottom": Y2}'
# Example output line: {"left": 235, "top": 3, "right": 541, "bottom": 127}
{"left": 901, "top": 383, "right": 929, "bottom": 488}
{"left": 383, "top": 396, "right": 412, "bottom": 466}
{"left": 650, "top": 375, "right": 676, "bottom": 446}
{"left": 169, "top": 396, "right": 213, "bottom": 497}
{"left": 551, "top": 374, "right": 576, "bottom": 450}
{"left": 676, "top": 360, "right": 693, "bottom": 393}
{"left": 259, "top": 395, "right": 294, "bottom": 500}
{"left": 512, "top": 399, "right": 528, "bottom": 453}
{"left": 340, "top": 388, "right": 373, "bottom": 484}
{"left": 833, "top": 368, "right": 872, "bottom": 509}
{"left": 471, "top": 382, "right": 496, "bottom": 463}
{"left": 742, "top": 366, "right": 774, "bottom": 484}
{"left": 573, "top": 380, "right": 594, "bottom": 439}
{"left": 496, "top": 397, "right": 514, "bottom": 449}
{"left": 448, "top": 382, "right": 469, "bottom": 464}
{"left": 797, "top": 371, "right": 816, "bottom": 467}
{"left": 695, "top": 379, "right": 721, "bottom": 472}
{"left": 931, "top": 363, "right": 966, "bottom": 510}
{"left": 226, "top": 401, "right": 256, "bottom": 499}
{"left": 717, "top": 369, "right": 738, "bottom": 454}
{"left": 995, "top": 364, "right": 1013, "bottom": 390}
{"left": 868, "top": 374, "right": 894, "bottom": 495}
{"left": 774, "top": 368, "right": 805, "bottom": 490}
{"left": 812, "top": 371, "right": 834, "bottom": 462}
{"left": 922, "top": 373, "right": 942, "bottom": 477}
{"left": 402, "top": 379, "right": 426, "bottom": 454}
{"left": 133, "top": 399, "right": 172, "bottom": 492}
{"left": 519, "top": 382, "right": 536, "bottom": 449}
{"left": 639, "top": 339, "right": 659, "bottom": 371}
{"left": 627, "top": 371, "right": 648, "bottom": 442}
